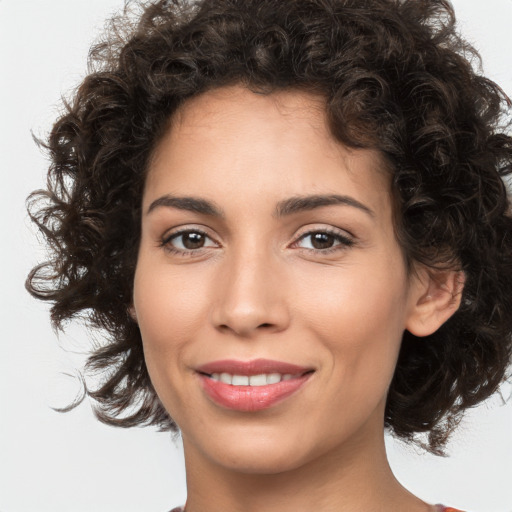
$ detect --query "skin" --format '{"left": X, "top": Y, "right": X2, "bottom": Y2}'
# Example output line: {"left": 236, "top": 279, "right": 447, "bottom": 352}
{"left": 132, "top": 85, "right": 462, "bottom": 512}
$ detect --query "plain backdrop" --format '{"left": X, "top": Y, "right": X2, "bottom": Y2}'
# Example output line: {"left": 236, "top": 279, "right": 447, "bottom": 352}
{"left": 1, "top": 1, "right": 511, "bottom": 511}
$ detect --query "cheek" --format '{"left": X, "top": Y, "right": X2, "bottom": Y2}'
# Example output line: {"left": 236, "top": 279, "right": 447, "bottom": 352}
{"left": 295, "top": 255, "right": 408, "bottom": 332}
{"left": 132, "top": 259, "right": 216, "bottom": 425}
{"left": 132, "top": 253, "right": 214, "bottom": 388}
{"left": 134, "top": 254, "right": 210, "bottom": 337}
{"left": 293, "top": 259, "right": 408, "bottom": 386}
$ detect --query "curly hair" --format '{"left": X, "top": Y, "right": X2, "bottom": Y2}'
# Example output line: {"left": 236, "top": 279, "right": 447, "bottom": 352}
{"left": 27, "top": 0, "right": 512, "bottom": 454}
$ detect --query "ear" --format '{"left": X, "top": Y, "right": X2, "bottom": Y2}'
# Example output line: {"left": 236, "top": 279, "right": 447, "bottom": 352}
{"left": 128, "top": 304, "right": 138, "bottom": 323}
{"left": 405, "top": 267, "right": 465, "bottom": 337}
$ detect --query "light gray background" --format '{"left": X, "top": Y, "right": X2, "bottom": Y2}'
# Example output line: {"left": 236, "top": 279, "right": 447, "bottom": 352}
{"left": 1, "top": 1, "right": 511, "bottom": 511}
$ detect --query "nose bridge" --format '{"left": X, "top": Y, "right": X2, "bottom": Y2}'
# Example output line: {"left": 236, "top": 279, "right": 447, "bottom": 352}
{"left": 211, "top": 239, "right": 289, "bottom": 336}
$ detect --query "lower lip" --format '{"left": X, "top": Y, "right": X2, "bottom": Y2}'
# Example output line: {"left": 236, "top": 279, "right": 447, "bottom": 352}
{"left": 199, "top": 373, "right": 312, "bottom": 412}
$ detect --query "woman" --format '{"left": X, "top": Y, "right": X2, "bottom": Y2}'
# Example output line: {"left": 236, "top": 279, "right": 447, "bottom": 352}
{"left": 26, "top": 0, "right": 512, "bottom": 511}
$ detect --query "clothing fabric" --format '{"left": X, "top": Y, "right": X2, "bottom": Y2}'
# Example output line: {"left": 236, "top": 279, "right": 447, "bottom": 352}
{"left": 170, "top": 507, "right": 464, "bottom": 512}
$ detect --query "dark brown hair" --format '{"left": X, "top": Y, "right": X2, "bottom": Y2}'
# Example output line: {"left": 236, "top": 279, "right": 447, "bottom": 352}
{"left": 27, "top": 0, "right": 512, "bottom": 454}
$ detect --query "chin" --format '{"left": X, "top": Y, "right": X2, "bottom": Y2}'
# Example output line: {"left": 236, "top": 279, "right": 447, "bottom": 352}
{"left": 213, "top": 445, "right": 309, "bottom": 475}
{"left": 184, "top": 421, "right": 335, "bottom": 476}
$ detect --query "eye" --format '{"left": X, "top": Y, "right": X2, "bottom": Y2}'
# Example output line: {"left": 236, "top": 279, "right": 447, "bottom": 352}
{"left": 161, "top": 229, "right": 218, "bottom": 253}
{"left": 294, "top": 229, "right": 354, "bottom": 252}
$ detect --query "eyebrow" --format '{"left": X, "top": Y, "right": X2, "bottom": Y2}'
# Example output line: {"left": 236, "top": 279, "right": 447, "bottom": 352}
{"left": 275, "top": 194, "right": 375, "bottom": 218}
{"left": 146, "top": 193, "right": 374, "bottom": 218}
{"left": 147, "top": 195, "right": 224, "bottom": 217}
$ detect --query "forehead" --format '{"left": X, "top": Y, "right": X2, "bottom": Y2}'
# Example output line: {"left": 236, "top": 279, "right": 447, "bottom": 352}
{"left": 145, "top": 85, "right": 392, "bottom": 220}
{"left": 173, "top": 85, "right": 327, "bottom": 130}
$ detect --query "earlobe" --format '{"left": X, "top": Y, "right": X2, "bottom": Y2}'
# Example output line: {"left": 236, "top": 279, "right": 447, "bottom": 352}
{"left": 406, "top": 268, "right": 465, "bottom": 337}
{"left": 128, "top": 305, "right": 138, "bottom": 323}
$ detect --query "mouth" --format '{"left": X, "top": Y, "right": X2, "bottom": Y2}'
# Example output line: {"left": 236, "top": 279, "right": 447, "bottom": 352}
{"left": 205, "top": 372, "right": 307, "bottom": 386}
{"left": 196, "top": 358, "right": 314, "bottom": 377}
{"left": 195, "top": 359, "right": 315, "bottom": 412}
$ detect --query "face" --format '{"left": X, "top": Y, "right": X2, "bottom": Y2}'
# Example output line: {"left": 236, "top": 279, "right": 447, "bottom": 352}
{"left": 132, "top": 85, "right": 425, "bottom": 474}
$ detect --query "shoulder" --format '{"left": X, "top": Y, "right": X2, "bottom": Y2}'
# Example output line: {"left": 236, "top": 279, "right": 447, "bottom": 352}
{"left": 167, "top": 506, "right": 465, "bottom": 511}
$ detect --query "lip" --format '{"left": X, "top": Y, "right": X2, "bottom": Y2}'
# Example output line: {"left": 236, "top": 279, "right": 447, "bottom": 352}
{"left": 196, "top": 359, "right": 314, "bottom": 412}
{"left": 196, "top": 358, "right": 313, "bottom": 376}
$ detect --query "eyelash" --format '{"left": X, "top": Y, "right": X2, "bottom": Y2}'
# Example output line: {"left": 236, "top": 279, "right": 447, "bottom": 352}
{"left": 159, "top": 228, "right": 216, "bottom": 256}
{"left": 159, "top": 227, "right": 355, "bottom": 256}
{"left": 292, "top": 228, "right": 355, "bottom": 254}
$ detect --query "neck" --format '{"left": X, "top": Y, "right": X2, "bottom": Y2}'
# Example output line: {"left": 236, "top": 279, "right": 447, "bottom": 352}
{"left": 181, "top": 424, "right": 431, "bottom": 512}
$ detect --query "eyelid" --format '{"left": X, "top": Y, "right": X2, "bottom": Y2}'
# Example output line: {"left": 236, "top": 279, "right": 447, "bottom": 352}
{"left": 161, "top": 226, "right": 210, "bottom": 244}
{"left": 159, "top": 225, "right": 221, "bottom": 255}
{"left": 289, "top": 225, "right": 355, "bottom": 251}
{"left": 158, "top": 223, "right": 355, "bottom": 256}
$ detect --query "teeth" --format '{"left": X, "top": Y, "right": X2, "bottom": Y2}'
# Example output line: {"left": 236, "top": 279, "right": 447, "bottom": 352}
{"left": 209, "top": 373, "right": 296, "bottom": 386}
{"left": 266, "top": 373, "right": 281, "bottom": 384}
{"left": 220, "top": 372, "right": 232, "bottom": 384}
{"left": 232, "top": 375, "right": 249, "bottom": 386}
{"left": 249, "top": 374, "right": 267, "bottom": 386}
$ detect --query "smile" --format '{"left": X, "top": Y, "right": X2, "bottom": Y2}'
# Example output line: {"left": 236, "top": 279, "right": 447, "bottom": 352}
{"left": 196, "top": 359, "right": 314, "bottom": 412}
{"left": 208, "top": 373, "right": 296, "bottom": 386}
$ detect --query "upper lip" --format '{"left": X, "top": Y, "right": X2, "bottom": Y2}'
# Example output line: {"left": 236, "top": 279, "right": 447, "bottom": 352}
{"left": 196, "top": 358, "right": 314, "bottom": 376}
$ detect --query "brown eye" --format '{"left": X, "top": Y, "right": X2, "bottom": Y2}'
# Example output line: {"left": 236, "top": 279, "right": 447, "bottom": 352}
{"left": 295, "top": 230, "right": 354, "bottom": 252}
{"left": 163, "top": 230, "right": 217, "bottom": 252}
{"left": 310, "top": 233, "right": 336, "bottom": 249}
{"left": 180, "top": 232, "right": 206, "bottom": 249}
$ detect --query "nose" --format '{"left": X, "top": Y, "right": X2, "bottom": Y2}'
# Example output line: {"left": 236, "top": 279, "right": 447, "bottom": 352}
{"left": 211, "top": 249, "right": 290, "bottom": 338}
